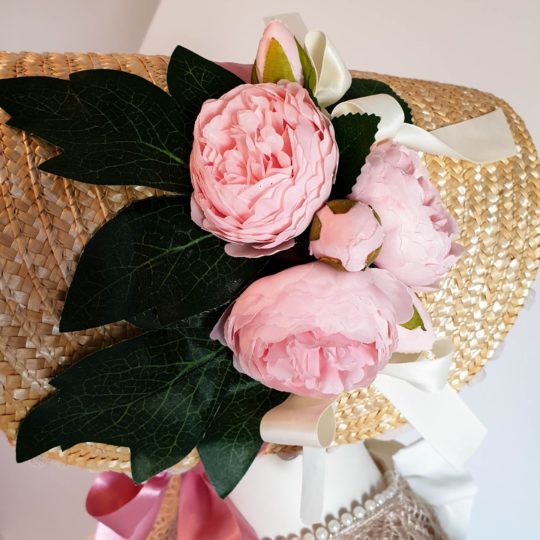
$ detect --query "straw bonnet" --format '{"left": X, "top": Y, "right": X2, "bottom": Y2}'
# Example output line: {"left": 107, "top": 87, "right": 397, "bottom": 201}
{"left": 0, "top": 51, "right": 538, "bottom": 473}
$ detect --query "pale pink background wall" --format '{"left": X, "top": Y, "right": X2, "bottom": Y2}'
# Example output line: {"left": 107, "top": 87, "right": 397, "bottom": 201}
{"left": 2, "top": 0, "right": 160, "bottom": 52}
{"left": 1, "top": 1, "right": 539, "bottom": 539}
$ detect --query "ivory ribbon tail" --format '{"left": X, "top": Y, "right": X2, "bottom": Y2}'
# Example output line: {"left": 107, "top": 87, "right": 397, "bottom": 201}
{"left": 397, "top": 108, "right": 517, "bottom": 163}
{"left": 332, "top": 94, "right": 516, "bottom": 164}
{"left": 260, "top": 395, "right": 336, "bottom": 524}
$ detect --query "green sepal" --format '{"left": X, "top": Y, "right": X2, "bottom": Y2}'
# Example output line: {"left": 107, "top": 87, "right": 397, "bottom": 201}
{"left": 296, "top": 39, "right": 317, "bottom": 93}
{"left": 250, "top": 62, "right": 259, "bottom": 84}
{"left": 262, "top": 38, "right": 296, "bottom": 83}
{"left": 400, "top": 305, "right": 427, "bottom": 331}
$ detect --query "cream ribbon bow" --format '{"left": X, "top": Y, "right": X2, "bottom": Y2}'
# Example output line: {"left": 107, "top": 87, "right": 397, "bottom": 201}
{"left": 268, "top": 13, "right": 516, "bottom": 163}
{"left": 331, "top": 95, "right": 516, "bottom": 164}
{"left": 260, "top": 338, "right": 487, "bottom": 526}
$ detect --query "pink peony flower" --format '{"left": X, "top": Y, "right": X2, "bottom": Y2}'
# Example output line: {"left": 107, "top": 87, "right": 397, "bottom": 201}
{"left": 350, "top": 142, "right": 463, "bottom": 290}
{"left": 255, "top": 20, "right": 303, "bottom": 84}
{"left": 190, "top": 81, "right": 338, "bottom": 257}
{"left": 309, "top": 200, "right": 384, "bottom": 272}
{"left": 212, "top": 262, "right": 413, "bottom": 398}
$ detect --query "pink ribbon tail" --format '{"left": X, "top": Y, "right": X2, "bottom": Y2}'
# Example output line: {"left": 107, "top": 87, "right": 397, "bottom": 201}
{"left": 216, "top": 62, "right": 252, "bottom": 83}
{"left": 177, "top": 464, "right": 258, "bottom": 540}
{"left": 86, "top": 466, "right": 257, "bottom": 540}
{"left": 86, "top": 471, "right": 170, "bottom": 540}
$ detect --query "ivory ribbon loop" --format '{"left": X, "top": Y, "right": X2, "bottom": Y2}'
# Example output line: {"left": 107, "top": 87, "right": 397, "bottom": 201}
{"left": 304, "top": 30, "right": 352, "bottom": 108}
{"left": 374, "top": 338, "right": 487, "bottom": 468}
{"left": 331, "top": 94, "right": 517, "bottom": 164}
{"left": 260, "top": 395, "right": 336, "bottom": 525}
{"left": 260, "top": 394, "right": 336, "bottom": 447}
{"left": 393, "top": 439, "right": 479, "bottom": 540}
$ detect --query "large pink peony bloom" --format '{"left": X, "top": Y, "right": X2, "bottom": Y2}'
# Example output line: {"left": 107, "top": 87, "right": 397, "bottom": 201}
{"left": 212, "top": 262, "right": 413, "bottom": 398}
{"left": 351, "top": 142, "right": 463, "bottom": 290}
{"left": 190, "top": 82, "right": 338, "bottom": 257}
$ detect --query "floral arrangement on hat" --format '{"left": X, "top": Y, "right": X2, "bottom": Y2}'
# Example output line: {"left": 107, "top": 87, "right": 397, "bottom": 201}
{"left": 0, "top": 17, "right": 514, "bottom": 498}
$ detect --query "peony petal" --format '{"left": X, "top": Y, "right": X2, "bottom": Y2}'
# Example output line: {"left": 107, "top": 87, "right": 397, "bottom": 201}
{"left": 224, "top": 239, "right": 295, "bottom": 258}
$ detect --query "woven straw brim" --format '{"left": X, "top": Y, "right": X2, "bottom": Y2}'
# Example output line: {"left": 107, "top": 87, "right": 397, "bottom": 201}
{"left": 0, "top": 52, "right": 538, "bottom": 473}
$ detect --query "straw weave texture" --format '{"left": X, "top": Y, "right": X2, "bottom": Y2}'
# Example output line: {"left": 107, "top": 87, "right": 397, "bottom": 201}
{"left": 0, "top": 52, "right": 538, "bottom": 472}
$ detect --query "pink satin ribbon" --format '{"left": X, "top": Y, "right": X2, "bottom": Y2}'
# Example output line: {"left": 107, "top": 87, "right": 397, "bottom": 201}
{"left": 87, "top": 471, "right": 170, "bottom": 540}
{"left": 177, "top": 465, "right": 257, "bottom": 540}
{"left": 217, "top": 62, "right": 252, "bottom": 83}
{"left": 87, "top": 466, "right": 257, "bottom": 540}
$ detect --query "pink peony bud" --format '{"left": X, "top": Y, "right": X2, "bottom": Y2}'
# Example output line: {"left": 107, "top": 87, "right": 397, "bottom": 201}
{"left": 254, "top": 20, "right": 304, "bottom": 84}
{"left": 309, "top": 200, "right": 384, "bottom": 272}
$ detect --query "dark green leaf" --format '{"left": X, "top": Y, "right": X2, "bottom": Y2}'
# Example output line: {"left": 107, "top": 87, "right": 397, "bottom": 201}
{"left": 16, "top": 328, "right": 228, "bottom": 479}
{"left": 328, "top": 78, "right": 413, "bottom": 124}
{"left": 60, "top": 196, "right": 266, "bottom": 331}
{"left": 167, "top": 45, "right": 243, "bottom": 126}
{"left": 198, "top": 373, "right": 286, "bottom": 497}
{"left": 127, "top": 306, "right": 225, "bottom": 331}
{"left": 400, "top": 304, "right": 426, "bottom": 331}
{"left": 0, "top": 76, "right": 76, "bottom": 137}
{"left": 0, "top": 70, "right": 190, "bottom": 193}
{"left": 331, "top": 113, "right": 380, "bottom": 198}
{"left": 126, "top": 307, "right": 163, "bottom": 329}
{"left": 16, "top": 327, "right": 284, "bottom": 489}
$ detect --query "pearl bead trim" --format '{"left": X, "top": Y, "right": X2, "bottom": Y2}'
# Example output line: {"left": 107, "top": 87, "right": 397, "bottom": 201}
{"left": 262, "top": 471, "right": 400, "bottom": 540}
